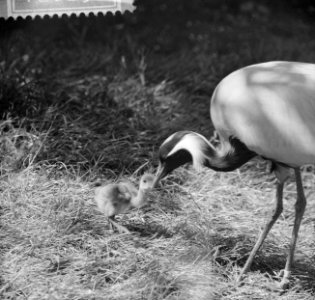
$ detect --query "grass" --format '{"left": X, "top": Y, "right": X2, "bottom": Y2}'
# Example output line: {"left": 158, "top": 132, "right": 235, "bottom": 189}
{"left": 1, "top": 2, "right": 315, "bottom": 299}
{"left": 2, "top": 162, "right": 315, "bottom": 299}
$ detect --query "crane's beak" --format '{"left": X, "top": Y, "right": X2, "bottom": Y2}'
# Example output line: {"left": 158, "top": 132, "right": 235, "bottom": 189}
{"left": 153, "top": 163, "right": 167, "bottom": 188}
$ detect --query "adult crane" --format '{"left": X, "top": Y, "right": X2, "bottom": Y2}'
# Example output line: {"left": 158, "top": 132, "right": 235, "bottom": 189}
{"left": 153, "top": 61, "right": 315, "bottom": 289}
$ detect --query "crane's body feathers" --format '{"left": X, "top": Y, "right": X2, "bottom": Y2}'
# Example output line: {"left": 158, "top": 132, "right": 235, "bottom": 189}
{"left": 211, "top": 61, "right": 315, "bottom": 167}
{"left": 204, "top": 136, "right": 257, "bottom": 172}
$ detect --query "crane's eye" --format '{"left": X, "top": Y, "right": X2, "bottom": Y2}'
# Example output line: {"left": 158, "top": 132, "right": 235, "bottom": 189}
{"left": 159, "top": 154, "right": 166, "bottom": 163}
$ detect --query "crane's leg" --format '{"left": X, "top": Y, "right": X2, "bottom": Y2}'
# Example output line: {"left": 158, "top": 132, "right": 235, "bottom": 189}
{"left": 279, "top": 168, "right": 306, "bottom": 289}
{"left": 238, "top": 180, "right": 284, "bottom": 281}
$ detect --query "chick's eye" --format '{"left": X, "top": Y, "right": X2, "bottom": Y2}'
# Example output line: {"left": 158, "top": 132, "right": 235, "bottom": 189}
{"left": 143, "top": 180, "right": 147, "bottom": 183}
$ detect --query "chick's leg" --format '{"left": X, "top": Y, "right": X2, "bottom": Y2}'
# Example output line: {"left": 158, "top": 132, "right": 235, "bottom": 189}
{"left": 108, "top": 216, "right": 130, "bottom": 234}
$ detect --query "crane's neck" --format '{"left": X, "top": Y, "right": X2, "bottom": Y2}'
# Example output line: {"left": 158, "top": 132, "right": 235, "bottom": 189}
{"left": 156, "top": 131, "right": 258, "bottom": 187}
{"left": 130, "top": 188, "right": 149, "bottom": 208}
{"left": 191, "top": 133, "right": 257, "bottom": 172}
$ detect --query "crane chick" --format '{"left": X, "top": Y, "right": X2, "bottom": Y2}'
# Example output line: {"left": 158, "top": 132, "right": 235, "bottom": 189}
{"left": 95, "top": 173, "right": 154, "bottom": 233}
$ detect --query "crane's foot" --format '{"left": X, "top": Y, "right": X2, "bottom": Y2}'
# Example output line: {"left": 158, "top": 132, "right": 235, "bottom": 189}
{"left": 236, "top": 272, "right": 247, "bottom": 284}
{"left": 108, "top": 217, "right": 130, "bottom": 234}
{"left": 278, "top": 270, "right": 291, "bottom": 290}
{"left": 236, "top": 264, "right": 292, "bottom": 290}
{"left": 236, "top": 262, "right": 252, "bottom": 283}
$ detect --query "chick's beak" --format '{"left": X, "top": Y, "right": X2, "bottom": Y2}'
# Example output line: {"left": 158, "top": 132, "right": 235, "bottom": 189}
{"left": 153, "top": 163, "right": 167, "bottom": 188}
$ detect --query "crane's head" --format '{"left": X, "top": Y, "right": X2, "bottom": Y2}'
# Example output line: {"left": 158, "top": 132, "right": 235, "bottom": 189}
{"left": 139, "top": 173, "right": 155, "bottom": 191}
{"left": 153, "top": 131, "right": 211, "bottom": 187}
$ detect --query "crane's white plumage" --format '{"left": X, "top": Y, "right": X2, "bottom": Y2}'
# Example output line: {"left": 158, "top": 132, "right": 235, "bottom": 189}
{"left": 211, "top": 61, "right": 315, "bottom": 166}
{"left": 166, "top": 133, "right": 210, "bottom": 171}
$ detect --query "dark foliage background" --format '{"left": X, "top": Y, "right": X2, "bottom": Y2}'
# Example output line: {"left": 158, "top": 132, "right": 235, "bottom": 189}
{"left": 1, "top": 0, "right": 315, "bottom": 176}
